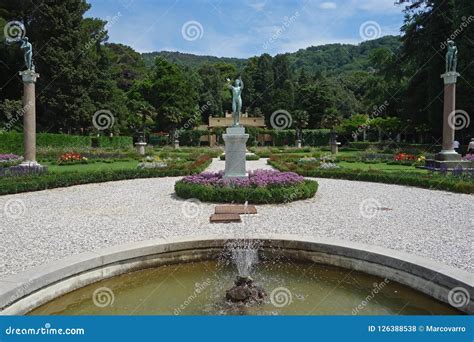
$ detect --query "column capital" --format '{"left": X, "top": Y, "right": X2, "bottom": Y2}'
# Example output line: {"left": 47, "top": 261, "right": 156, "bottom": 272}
{"left": 19, "top": 70, "right": 40, "bottom": 83}
{"left": 441, "top": 72, "right": 460, "bottom": 85}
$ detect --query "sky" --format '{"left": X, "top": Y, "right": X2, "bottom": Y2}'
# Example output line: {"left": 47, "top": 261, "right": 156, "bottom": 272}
{"left": 86, "top": 0, "right": 406, "bottom": 58}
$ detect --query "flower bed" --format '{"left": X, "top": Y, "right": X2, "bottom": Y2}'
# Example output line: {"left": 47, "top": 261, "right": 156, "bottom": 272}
{"left": 57, "top": 152, "right": 88, "bottom": 165}
{"left": 175, "top": 170, "right": 318, "bottom": 204}
{"left": 0, "top": 154, "right": 23, "bottom": 167}
{"left": 268, "top": 156, "right": 474, "bottom": 194}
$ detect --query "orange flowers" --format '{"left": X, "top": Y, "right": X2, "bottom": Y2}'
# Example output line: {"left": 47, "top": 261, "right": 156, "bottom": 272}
{"left": 58, "top": 152, "right": 88, "bottom": 165}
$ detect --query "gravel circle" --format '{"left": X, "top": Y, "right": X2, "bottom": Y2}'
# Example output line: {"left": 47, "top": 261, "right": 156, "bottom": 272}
{"left": 0, "top": 159, "right": 472, "bottom": 278}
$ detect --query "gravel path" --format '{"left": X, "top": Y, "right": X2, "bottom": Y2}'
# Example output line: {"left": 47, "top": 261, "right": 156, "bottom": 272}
{"left": 0, "top": 159, "right": 472, "bottom": 278}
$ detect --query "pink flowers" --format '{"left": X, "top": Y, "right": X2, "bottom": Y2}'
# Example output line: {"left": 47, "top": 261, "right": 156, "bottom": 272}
{"left": 183, "top": 170, "right": 304, "bottom": 188}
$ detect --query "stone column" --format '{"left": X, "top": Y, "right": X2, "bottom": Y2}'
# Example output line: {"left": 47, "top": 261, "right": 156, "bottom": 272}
{"left": 223, "top": 126, "right": 249, "bottom": 179}
{"left": 436, "top": 72, "right": 460, "bottom": 161}
{"left": 19, "top": 70, "right": 41, "bottom": 167}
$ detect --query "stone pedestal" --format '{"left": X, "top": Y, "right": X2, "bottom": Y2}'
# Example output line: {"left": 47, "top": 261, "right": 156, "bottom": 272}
{"left": 135, "top": 141, "right": 147, "bottom": 156}
{"left": 19, "top": 70, "right": 43, "bottom": 169}
{"left": 331, "top": 142, "right": 340, "bottom": 154}
{"left": 296, "top": 140, "right": 302, "bottom": 148}
{"left": 223, "top": 126, "right": 249, "bottom": 179}
{"left": 424, "top": 72, "right": 472, "bottom": 170}
{"left": 174, "top": 138, "right": 180, "bottom": 149}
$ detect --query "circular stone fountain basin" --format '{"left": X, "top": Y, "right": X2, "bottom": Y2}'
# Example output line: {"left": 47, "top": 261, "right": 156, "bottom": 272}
{"left": 29, "top": 260, "right": 459, "bottom": 315}
{"left": 0, "top": 235, "right": 472, "bottom": 315}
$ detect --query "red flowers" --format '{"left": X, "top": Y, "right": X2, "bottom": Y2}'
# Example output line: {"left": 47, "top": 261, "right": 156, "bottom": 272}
{"left": 394, "top": 153, "right": 416, "bottom": 161}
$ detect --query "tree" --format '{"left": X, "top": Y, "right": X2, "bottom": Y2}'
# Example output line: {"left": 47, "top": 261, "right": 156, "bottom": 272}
{"left": 136, "top": 57, "right": 198, "bottom": 131}
{"left": 397, "top": 0, "right": 456, "bottom": 138}
{"left": 197, "top": 64, "right": 223, "bottom": 121}
{"left": 292, "top": 109, "right": 309, "bottom": 142}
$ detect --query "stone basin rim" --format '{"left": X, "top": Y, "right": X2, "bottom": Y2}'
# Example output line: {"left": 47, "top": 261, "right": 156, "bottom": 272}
{"left": 0, "top": 234, "right": 472, "bottom": 315}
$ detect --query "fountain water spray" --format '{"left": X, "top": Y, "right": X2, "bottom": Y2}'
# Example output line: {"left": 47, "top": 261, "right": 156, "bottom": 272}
{"left": 225, "top": 239, "right": 266, "bottom": 304}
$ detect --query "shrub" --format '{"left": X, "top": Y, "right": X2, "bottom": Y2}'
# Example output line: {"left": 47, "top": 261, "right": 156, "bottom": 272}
{"left": 268, "top": 156, "right": 474, "bottom": 194}
{"left": 175, "top": 178, "right": 318, "bottom": 204}
{"left": 0, "top": 156, "right": 212, "bottom": 196}
{"left": 0, "top": 132, "right": 133, "bottom": 154}
{"left": 219, "top": 154, "right": 260, "bottom": 161}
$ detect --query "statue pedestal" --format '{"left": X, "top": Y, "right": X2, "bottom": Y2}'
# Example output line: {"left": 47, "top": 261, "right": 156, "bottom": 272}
{"left": 423, "top": 71, "right": 472, "bottom": 170}
{"left": 223, "top": 126, "right": 249, "bottom": 179}
{"left": 135, "top": 142, "right": 147, "bottom": 156}
{"left": 19, "top": 70, "right": 44, "bottom": 170}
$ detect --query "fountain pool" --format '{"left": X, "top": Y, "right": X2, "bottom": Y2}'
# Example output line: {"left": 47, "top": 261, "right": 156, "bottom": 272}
{"left": 29, "top": 259, "right": 459, "bottom": 316}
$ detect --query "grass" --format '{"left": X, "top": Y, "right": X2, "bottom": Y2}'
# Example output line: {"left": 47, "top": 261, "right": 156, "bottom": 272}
{"left": 338, "top": 161, "right": 427, "bottom": 173}
{"left": 44, "top": 160, "right": 138, "bottom": 173}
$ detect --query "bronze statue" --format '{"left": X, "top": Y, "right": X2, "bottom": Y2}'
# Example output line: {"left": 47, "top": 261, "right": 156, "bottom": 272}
{"left": 20, "top": 37, "right": 34, "bottom": 71}
{"left": 226, "top": 77, "right": 244, "bottom": 126}
{"left": 445, "top": 40, "right": 458, "bottom": 73}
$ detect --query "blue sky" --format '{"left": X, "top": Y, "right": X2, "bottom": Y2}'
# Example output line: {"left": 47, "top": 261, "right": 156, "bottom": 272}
{"left": 86, "top": 0, "right": 406, "bottom": 58}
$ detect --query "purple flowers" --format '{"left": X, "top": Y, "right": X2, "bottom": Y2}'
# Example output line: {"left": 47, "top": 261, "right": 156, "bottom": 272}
{"left": 0, "top": 154, "right": 22, "bottom": 162}
{"left": 182, "top": 170, "right": 304, "bottom": 188}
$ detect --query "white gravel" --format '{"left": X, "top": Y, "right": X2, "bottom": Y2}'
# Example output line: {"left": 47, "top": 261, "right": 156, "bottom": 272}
{"left": 0, "top": 158, "right": 472, "bottom": 278}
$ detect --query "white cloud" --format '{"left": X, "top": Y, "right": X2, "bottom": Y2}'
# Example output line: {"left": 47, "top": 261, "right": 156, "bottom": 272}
{"left": 320, "top": 2, "right": 337, "bottom": 10}
{"left": 247, "top": 0, "right": 267, "bottom": 12}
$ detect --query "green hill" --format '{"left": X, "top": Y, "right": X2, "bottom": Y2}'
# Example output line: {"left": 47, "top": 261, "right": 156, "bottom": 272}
{"left": 142, "top": 35, "right": 401, "bottom": 74}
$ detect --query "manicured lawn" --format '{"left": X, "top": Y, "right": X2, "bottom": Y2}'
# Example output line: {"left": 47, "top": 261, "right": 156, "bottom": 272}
{"left": 339, "top": 161, "right": 427, "bottom": 173}
{"left": 44, "top": 161, "right": 138, "bottom": 173}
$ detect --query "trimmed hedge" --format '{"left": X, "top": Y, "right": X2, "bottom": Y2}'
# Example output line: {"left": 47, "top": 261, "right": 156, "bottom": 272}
{"left": 268, "top": 159, "right": 474, "bottom": 194}
{"left": 0, "top": 157, "right": 212, "bottom": 196}
{"left": 346, "top": 141, "right": 442, "bottom": 154}
{"left": 0, "top": 132, "right": 132, "bottom": 154}
{"left": 219, "top": 154, "right": 260, "bottom": 161}
{"left": 174, "top": 179, "right": 318, "bottom": 204}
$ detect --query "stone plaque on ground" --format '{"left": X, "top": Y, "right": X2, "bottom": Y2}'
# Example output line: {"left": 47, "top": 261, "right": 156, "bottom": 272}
{"left": 210, "top": 213, "right": 242, "bottom": 223}
{"left": 215, "top": 205, "right": 257, "bottom": 215}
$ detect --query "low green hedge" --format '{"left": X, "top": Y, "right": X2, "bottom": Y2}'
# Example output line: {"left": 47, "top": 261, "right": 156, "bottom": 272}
{"left": 219, "top": 154, "right": 260, "bottom": 161}
{"left": 0, "top": 132, "right": 132, "bottom": 154}
{"left": 268, "top": 159, "right": 474, "bottom": 194}
{"left": 0, "top": 158, "right": 211, "bottom": 196}
{"left": 174, "top": 179, "right": 318, "bottom": 204}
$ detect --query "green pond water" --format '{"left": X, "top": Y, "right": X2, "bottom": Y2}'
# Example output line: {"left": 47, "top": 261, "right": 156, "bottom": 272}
{"left": 29, "top": 260, "right": 459, "bottom": 315}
